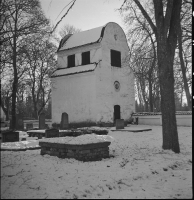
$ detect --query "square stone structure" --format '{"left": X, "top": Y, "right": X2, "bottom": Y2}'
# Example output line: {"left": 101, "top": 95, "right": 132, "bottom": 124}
{"left": 116, "top": 119, "right": 125, "bottom": 130}
{"left": 2, "top": 131, "right": 19, "bottom": 143}
{"left": 51, "top": 22, "right": 135, "bottom": 126}
{"left": 39, "top": 113, "right": 45, "bottom": 130}
{"left": 60, "top": 112, "right": 69, "bottom": 129}
{"left": 26, "top": 123, "right": 33, "bottom": 130}
{"left": 45, "top": 128, "right": 59, "bottom": 138}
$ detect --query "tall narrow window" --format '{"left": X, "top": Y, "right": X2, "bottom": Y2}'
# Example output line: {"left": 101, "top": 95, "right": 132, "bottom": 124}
{"left": 82, "top": 51, "right": 90, "bottom": 65}
{"left": 68, "top": 54, "right": 75, "bottom": 67}
{"left": 111, "top": 50, "right": 121, "bottom": 67}
{"left": 114, "top": 105, "right": 121, "bottom": 123}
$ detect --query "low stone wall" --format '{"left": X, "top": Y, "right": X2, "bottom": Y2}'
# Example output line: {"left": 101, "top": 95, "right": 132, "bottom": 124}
{"left": 27, "top": 128, "right": 109, "bottom": 138}
{"left": 136, "top": 115, "right": 162, "bottom": 126}
{"left": 24, "top": 119, "right": 52, "bottom": 130}
{"left": 132, "top": 112, "right": 192, "bottom": 127}
{"left": 77, "top": 127, "right": 108, "bottom": 135}
{"left": 176, "top": 114, "right": 192, "bottom": 127}
{"left": 39, "top": 140, "right": 111, "bottom": 161}
{"left": 59, "top": 129, "right": 86, "bottom": 137}
{"left": 27, "top": 130, "right": 45, "bottom": 137}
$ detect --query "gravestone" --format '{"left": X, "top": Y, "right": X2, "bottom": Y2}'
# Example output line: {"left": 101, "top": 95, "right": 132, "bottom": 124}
{"left": 60, "top": 112, "right": 69, "bottom": 129}
{"left": 39, "top": 113, "right": 45, "bottom": 129}
{"left": 16, "top": 115, "right": 24, "bottom": 130}
{"left": 37, "top": 134, "right": 42, "bottom": 139}
{"left": 2, "top": 130, "right": 19, "bottom": 143}
{"left": 135, "top": 117, "right": 139, "bottom": 125}
{"left": 18, "top": 119, "right": 24, "bottom": 130}
{"left": 45, "top": 128, "right": 59, "bottom": 138}
{"left": 116, "top": 119, "right": 124, "bottom": 130}
{"left": 26, "top": 123, "right": 33, "bottom": 130}
{"left": 9, "top": 119, "right": 12, "bottom": 129}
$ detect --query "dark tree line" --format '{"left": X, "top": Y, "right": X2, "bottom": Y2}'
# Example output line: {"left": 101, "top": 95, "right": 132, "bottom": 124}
{"left": 1, "top": 0, "right": 57, "bottom": 127}
{"left": 1, "top": 1, "right": 81, "bottom": 125}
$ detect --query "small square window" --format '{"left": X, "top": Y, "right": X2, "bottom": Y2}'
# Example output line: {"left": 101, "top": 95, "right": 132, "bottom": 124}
{"left": 68, "top": 54, "right": 75, "bottom": 67}
{"left": 111, "top": 50, "right": 121, "bottom": 67}
{"left": 82, "top": 51, "right": 90, "bottom": 65}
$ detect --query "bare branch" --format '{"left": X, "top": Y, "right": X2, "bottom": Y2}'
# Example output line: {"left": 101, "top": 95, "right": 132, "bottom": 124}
{"left": 51, "top": 0, "right": 77, "bottom": 34}
{"left": 133, "top": 0, "right": 157, "bottom": 36}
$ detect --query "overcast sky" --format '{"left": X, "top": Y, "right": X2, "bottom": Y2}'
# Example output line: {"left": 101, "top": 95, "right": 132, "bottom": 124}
{"left": 40, "top": 0, "right": 124, "bottom": 33}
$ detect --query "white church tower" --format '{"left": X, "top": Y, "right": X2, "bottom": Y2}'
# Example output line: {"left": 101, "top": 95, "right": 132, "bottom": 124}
{"left": 51, "top": 22, "right": 135, "bottom": 126}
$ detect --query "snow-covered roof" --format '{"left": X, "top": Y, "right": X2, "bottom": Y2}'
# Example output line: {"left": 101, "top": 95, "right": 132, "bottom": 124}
{"left": 51, "top": 63, "right": 96, "bottom": 78}
{"left": 58, "top": 25, "right": 105, "bottom": 51}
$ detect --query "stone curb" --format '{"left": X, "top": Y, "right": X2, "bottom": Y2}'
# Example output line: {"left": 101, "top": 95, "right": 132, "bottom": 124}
{"left": 0, "top": 146, "right": 41, "bottom": 151}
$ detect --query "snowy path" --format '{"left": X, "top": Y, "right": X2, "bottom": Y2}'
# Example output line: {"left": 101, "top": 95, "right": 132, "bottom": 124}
{"left": 1, "top": 125, "right": 192, "bottom": 199}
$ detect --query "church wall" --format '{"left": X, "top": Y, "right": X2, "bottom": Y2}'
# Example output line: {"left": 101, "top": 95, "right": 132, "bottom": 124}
{"left": 51, "top": 72, "right": 96, "bottom": 124}
{"left": 52, "top": 22, "right": 135, "bottom": 126}
{"left": 57, "top": 43, "right": 101, "bottom": 68}
{"left": 95, "top": 22, "right": 135, "bottom": 124}
{"left": 52, "top": 43, "right": 102, "bottom": 125}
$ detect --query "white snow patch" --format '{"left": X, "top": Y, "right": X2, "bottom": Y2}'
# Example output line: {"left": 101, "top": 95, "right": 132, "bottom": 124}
{"left": 52, "top": 63, "right": 96, "bottom": 77}
{"left": 39, "top": 134, "right": 114, "bottom": 145}
{"left": 1, "top": 125, "right": 192, "bottom": 199}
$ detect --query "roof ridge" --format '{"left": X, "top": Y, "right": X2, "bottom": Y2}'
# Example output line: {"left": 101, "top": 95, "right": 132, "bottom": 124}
{"left": 58, "top": 24, "right": 106, "bottom": 51}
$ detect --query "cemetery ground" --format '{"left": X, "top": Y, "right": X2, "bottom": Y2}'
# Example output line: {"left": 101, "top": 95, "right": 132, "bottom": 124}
{"left": 0, "top": 125, "right": 192, "bottom": 199}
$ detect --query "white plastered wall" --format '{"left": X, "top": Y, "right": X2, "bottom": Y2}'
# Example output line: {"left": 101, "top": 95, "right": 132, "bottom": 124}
{"left": 51, "top": 72, "right": 96, "bottom": 124}
{"left": 57, "top": 44, "right": 101, "bottom": 68}
{"left": 95, "top": 22, "right": 135, "bottom": 123}
{"left": 52, "top": 22, "right": 135, "bottom": 125}
{"left": 51, "top": 44, "right": 102, "bottom": 124}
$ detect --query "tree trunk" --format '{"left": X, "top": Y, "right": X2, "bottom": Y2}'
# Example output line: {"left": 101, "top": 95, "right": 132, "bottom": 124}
{"left": 153, "top": 0, "right": 181, "bottom": 153}
{"left": 1, "top": 97, "right": 10, "bottom": 121}
{"left": 133, "top": 0, "right": 182, "bottom": 153}
{"left": 133, "top": 5, "right": 182, "bottom": 157}
{"left": 154, "top": 0, "right": 182, "bottom": 153}
{"left": 11, "top": 33, "right": 18, "bottom": 130}
{"left": 11, "top": 69, "right": 18, "bottom": 129}
{"left": 140, "top": 79, "right": 148, "bottom": 112}
{"left": 178, "top": 27, "right": 192, "bottom": 110}
{"left": 148, "top": 34, "right": 156, "bottom": 112}
{"left": 148, "top": 74, "right": 153, "bottom": 112}
{"left": 154, "top": 72, "right": 161, "bottom": 112}
{"left": 157, "top": 40, "right": 180, "bottom": 153}
{"left": 32, "top": 90, "right": 38, "bottom": 119}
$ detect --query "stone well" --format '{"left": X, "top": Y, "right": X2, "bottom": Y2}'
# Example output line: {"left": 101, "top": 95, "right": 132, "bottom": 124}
{"left": 39, "top": 135, "right": 111, "bottom": 162}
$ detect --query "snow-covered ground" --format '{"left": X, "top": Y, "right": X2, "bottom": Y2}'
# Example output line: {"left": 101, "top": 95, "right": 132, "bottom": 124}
{"left": 1, "top": 125, "right": 192, "bottom": 199}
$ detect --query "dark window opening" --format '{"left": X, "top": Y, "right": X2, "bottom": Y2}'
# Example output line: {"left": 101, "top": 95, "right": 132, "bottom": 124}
{"left": 114, "top": 105, "right": 121, "bottom": 123}
{"left": 111, "top": 50, "right": 121, "bottom": 67}
{"left": 68, "top": 54, "right": 75, "bottom": 68}
{"left": 82, "top": 51, "right": 90, "bottom": 65}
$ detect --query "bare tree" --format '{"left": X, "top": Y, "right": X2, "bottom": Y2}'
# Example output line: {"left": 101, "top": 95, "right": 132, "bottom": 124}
{"left": 51, "top": 0, "right": 77, "bottom": 34}
{"left": 1, "top": 81, "right": 12, "bottom": 121}
{"left": 59, "top": 24, "right": 81, "bottom": 39}
{"left": 121, "top": 4, "right": 158, "bottom": 112}
{"left": 2, "top": 0, "right": 49, "bottom": 129}
{"left": 177, "top": 0, "right": 192, "bottom": 109}
{"left": 22, "top": 33, "right": 57, "bottom": 119}
{"left": 121, "top": 0, "right": 182, "bottom": 153}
